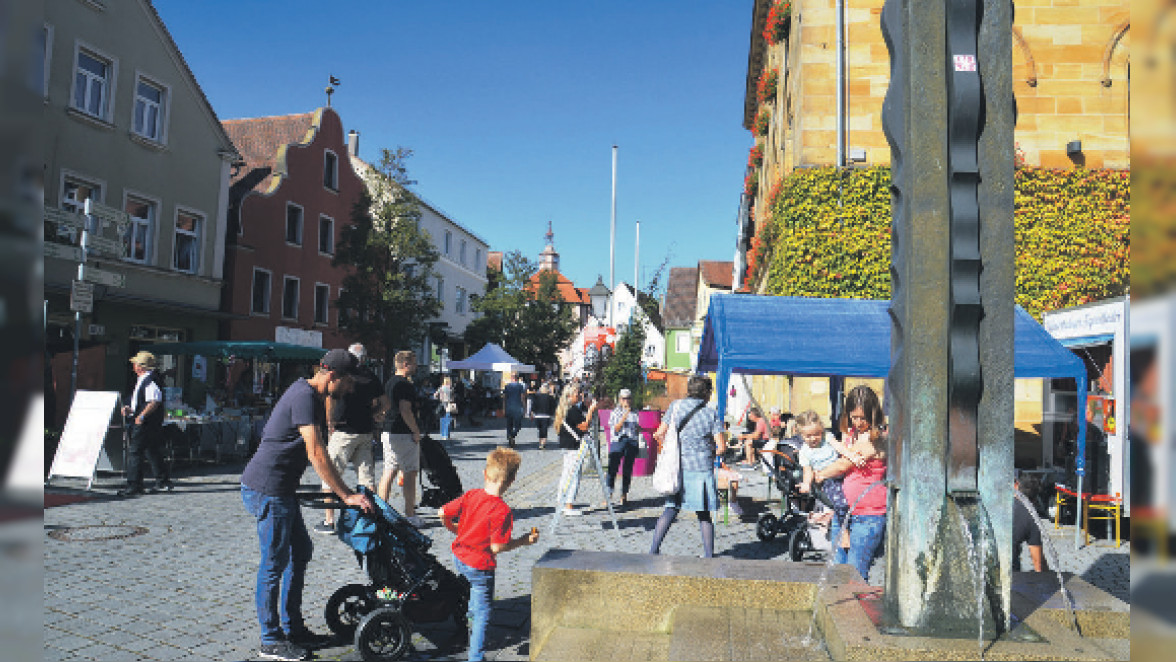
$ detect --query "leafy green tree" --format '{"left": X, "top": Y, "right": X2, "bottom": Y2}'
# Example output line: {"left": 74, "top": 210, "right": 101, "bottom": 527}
{"left": 334, "top": 147, "right": 441, "bottom": 365}
{"left": 602, "top": 322, "right": 647, "bottom": 408}
{"left": 464, "top": 250, "right": 578, "bottom": 370}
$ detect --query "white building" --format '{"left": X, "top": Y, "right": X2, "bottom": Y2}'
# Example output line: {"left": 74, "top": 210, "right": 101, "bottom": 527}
{"left": 612, "top": 282, "right": 665, "bottom": 370}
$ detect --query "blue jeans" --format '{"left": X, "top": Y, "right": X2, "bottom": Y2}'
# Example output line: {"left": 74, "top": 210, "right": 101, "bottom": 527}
{"left": 833, "top": 514, "right": 886, "bottom": 580}
{"left": 454, "top": 556, "right": 495, "bottom": 662}
{"left": 241, "top": 486, "right": 313, "bottom": 645}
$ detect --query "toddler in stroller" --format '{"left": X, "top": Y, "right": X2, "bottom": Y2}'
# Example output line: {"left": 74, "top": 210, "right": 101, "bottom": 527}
{"left": 302, "top": 486, "right": 470, "bottom": 662}
{"left": 755, "top": 437, "right": 836, "bottom": 561}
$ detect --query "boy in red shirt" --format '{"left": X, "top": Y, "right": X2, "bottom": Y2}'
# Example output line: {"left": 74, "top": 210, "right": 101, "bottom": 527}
{"left": 440, "top": 447, "right": 538, "bottom": 661}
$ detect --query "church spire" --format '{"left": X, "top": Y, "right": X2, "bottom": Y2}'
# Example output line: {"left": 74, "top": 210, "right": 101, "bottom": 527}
{"left": 539, "top": 221, "right": 559, "bottom": 271}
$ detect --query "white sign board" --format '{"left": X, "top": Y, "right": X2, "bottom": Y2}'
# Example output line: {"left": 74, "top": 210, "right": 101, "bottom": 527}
{"left": 87, "top": 200, "right": 131, "bottom": 233}
{"left": 44, "top": 242, "right": 83, "bottom": 261}
{"left": 83, "top": 267, "right": 126, "bottom": 288}
{"left": 87, "top": 235, "right": 126, "bottom": 258}
{"left": 48, "top": 390, "right": 122, "bottom": 488}
{"left": 70, "top": 280, "right": 94, "bottom": 313}
{"left": 275, "top": 325, "right": 323, "bottom": 348}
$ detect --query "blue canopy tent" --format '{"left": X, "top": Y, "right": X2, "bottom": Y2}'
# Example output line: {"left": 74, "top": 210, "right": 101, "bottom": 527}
{"left": 696, "top": 294, "right": 1088, "bottom": 479}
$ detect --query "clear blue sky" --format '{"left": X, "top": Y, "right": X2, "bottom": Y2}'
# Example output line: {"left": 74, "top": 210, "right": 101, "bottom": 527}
{"left": 155, "top": 1, "right": 752, "bottom": 295}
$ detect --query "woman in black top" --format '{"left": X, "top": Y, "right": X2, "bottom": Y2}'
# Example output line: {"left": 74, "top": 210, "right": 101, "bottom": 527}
{"left": 553, "top": 384, "right": 597, "bottom": 516}
{"left": 530, "top": 382, "right": 557, "bottom": 449}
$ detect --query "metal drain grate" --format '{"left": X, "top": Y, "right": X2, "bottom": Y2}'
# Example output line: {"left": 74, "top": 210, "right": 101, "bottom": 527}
{"left": 48, "top": 525, "right": 148, "bottom": 542}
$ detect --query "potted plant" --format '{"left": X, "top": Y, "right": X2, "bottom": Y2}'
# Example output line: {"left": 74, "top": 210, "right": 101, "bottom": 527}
{"left": 756, "top": 67, "right": 780, "bottom": 105}
{"left": 763, "top": 1, "right": 792, "bottom": 44}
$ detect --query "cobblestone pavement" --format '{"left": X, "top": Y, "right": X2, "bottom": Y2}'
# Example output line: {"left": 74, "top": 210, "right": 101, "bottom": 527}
{"left": 44, "top": 420, "right": 1130, "bottom": 661}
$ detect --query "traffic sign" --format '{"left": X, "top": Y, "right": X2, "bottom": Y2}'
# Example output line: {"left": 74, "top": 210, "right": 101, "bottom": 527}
{"left": 44, "top": 206, "right": 84, "bottom": 229}
{"left": 86, "top": 235, "right": 126, "bottom": 258}
{"left": 70, "top": 281, "right": 94, "bottom": 313}
{"left": 44, "top": 242, "right": 83, "bottom": 261}
{"left": 82, "top": 267, "right": 126, "bottom": 288}
{"left": 87, "top": 201, "right": 130, "bottom": 233}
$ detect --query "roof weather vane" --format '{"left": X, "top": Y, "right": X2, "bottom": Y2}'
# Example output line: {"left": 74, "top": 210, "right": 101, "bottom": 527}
{"left": 326, "top": 75, "right": 340, "bottom": 107}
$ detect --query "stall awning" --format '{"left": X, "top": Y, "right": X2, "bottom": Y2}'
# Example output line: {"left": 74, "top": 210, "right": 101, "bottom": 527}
{"left": 448, "top": 343, "right": 535, "bottom": 373}
{"left": 146, "top": 340, "right": 327, "bottom": 362}
{"left": 697, "top": 294, "right": 1088, "bottom": 469}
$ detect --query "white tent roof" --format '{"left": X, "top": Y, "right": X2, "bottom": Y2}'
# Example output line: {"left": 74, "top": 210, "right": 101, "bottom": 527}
{"left": 447, "top": 343, "right": 535, "bottom": 373}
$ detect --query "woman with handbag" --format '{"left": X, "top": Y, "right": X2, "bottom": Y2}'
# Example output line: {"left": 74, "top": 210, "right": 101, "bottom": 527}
{"left": 649, "top": 375, "right": 727, "bottom": 558}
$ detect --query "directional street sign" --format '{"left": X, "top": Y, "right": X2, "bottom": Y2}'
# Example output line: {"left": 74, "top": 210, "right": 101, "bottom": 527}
{"left": 70, "top": 281, "right": 94, "bottom": 313}
{"left": 44, "top": 206, "right": 84, "bottom": 229}
{"left": 86, "top": 235, "right": 126, "bottom": 258}
{"left": 44, "top": 242, "right": 83, "bottom": 261}
{"left": 87, "top": 201, "right": 130, "bottom": 233}
{"left": 82, "top": 267, "right": 126, "bottom": 289}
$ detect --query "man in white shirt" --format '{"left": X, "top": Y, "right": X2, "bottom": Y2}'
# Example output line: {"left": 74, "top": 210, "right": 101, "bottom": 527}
{"left": 118, "top": 351, "right": 172, "bottom": 496}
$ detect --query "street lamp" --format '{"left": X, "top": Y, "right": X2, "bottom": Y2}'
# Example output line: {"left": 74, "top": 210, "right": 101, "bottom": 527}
{"left": 588, "top": 276, "right": 611, "bottom": 323}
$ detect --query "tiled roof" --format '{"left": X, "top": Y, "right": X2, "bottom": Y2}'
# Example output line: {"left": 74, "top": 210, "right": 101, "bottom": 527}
{"left": 699, "top": 260, "right": 734, "bottom": 289}
{"left": 527, "top": 269, "right": 589, "bottom": 304}
{"left": 662, "top": 267, "right": 699, "bottom": 328}
{"left": 222, "top": 112, "right": 317, "bottom": 180}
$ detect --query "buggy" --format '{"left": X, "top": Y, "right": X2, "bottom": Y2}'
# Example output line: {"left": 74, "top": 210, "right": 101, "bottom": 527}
{"left": 302, "top": 486, "right": 469, "bottom": 662}
{"left": 754, "top": 444, "right": 835, "bottom": 562}
{"left": 417, "top": 435, "right": 463, "bottom": 509}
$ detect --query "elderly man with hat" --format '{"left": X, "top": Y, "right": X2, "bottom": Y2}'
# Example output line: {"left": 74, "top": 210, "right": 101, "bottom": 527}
{"left": 240, "top": 348, "right": 375, "bottom": 662}
{"left": 118, "top": 350, "right": 171, "bottom": 496}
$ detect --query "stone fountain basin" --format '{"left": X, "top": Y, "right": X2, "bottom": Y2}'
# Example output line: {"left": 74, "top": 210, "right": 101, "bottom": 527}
{"left": 530, "top": 549, "right": 1128, "bottom": 661}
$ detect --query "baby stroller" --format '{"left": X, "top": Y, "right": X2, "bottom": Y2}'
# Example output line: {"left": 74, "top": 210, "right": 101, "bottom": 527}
{"left": 302, "top": 486, "right": 470, "bottom": 662}
{"left": 417, "top": 435, "right": 463, "bottom": 509}
{"left": 755, "top": 444, "right": 834, "bottom": 562}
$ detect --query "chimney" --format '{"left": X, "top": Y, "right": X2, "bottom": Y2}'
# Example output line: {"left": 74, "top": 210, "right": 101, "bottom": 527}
{"left": 347, "top": 130, "right": 360, "bottom": 158}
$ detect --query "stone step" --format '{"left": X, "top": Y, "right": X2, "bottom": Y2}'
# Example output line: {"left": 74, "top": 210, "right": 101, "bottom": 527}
{"left": 532, "top": 627, "right": 671, "bottom": 662}
{"left": 667, "top": 605, "right": 830, "bottom": 661}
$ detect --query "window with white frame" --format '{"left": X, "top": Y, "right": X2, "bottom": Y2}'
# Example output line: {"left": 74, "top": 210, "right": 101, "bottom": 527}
{"left": 456, "top": 287, "right": 466, "bottom": 314}
{"left": 173, "top": 209, "right": 202, "bottom": 273}
{"left": 251, "top": 268, "right": 272, "bottom": 314}
{"left": 132, "top": 75, "right": 167, "bottom": 142}
{"left": 435, "top": 276, "right": 444, "bottom": 305}
{"left": 282, "top": 276, "right": 300, "bottom": 320}
{"left": 285, "top": 203, "right": 303, "bottom": 245}
{"left": 123, "top": 195, "right": 156, "bottom": 264}
{"left": 460, "top": 239, "right": 467, "bottom": 266}
{"left": 318, "top": 215, "right": 334, "bottom": 255}
{"left": 314, "top": 284, "right": 330, "bottom": 324}
{"left": 676, "top": 333, "right": 691, "bottom": 354}
{"left": 444, "top": 230, "right": 452, "bottom": 255}
{"left": 72, "top": 47, "right": 113, "bottom": 119}
{"left": 323, "top": 150, "right": 338, "bottom": 190}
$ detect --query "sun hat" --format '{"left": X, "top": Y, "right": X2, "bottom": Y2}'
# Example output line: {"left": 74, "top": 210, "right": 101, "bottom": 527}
{"left": 618, "top": 388, "right": 633, "bottom": 398}
{"left": 129, "top": 351, "right": 157, "bottom": 368}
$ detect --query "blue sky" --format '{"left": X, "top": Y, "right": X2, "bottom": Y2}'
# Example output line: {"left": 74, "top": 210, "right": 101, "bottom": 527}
{"left": 155, "top": 1, "right": 753, "bottom": 294}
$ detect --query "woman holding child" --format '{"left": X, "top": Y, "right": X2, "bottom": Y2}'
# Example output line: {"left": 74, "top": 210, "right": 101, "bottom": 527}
{"left": 814, "top": 385, "right": 889, "bottom": 580}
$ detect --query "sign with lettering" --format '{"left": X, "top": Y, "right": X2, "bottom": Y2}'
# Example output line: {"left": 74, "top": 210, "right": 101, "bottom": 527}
{"left": 70, "top": 280, "right": 94, "bottom": 313}
{"left": 44, "top": 206, "right": 84, "bottom": 228}
{"left": 87, "top": 235, "right": 126, "bottom": 258}
{"left": 83, "top": 267, "right": 126, "bottom": 288}
{"left": 44, "top": 242, "right": 83, "bottom": 261}
{"left": 87, "top": 200, "right": 131, "bottom": 233}
{"left": 48, "top": 390, "right": 123, "bottom": 487}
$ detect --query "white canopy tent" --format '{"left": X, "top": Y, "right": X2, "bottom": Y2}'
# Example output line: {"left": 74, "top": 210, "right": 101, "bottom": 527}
{"left": 447, "top": 343, "right": 535, "bottom": 373}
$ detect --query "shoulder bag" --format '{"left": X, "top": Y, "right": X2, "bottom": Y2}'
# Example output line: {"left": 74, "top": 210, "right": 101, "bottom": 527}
{"left": 651, "top": 401, "right": 706, "bottom": 496}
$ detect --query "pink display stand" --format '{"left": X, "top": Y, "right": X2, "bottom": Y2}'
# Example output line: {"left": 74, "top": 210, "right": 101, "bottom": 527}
{"left": 598, "top": 408, "right": 663, "bottom": 476}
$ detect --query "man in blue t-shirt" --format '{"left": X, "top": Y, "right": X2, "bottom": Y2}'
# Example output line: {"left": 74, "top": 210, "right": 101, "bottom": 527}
{"left": 503, "top": 372, "right": 526, "bottom": 447}
{"left": 240, "top": 348, "right": 374, "bottom": 662}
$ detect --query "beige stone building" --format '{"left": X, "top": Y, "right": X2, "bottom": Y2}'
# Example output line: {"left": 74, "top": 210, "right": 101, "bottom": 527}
{"left": 743, "top": 0, "right": 1130, "bottom": 231}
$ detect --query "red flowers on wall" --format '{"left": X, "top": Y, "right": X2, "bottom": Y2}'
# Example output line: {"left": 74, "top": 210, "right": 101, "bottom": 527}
{"left": 762, "top": 1, "right": 792, "bottom": 45}
{"left": 756, "top": 67, "right": 780, "bottom": 106}
{"left": 748, "top": 145, "right": 764, "bottom": 169}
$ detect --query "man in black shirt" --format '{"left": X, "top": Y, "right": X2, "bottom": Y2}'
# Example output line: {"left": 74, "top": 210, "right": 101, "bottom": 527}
{"left": 378, "top": 350, "right": 424, "bottom": 527}
{"left": 118, "top": 351, "right": 171, "bottom": 496}
{"left": 314, "top": 343, "right": 389, "bottom": 533}
{"left": 1012, "top": 473, "right": 1045, "bottom": 572}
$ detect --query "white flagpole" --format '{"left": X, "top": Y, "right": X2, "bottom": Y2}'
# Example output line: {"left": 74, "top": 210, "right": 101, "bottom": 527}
{"left": 609, "top": 145, "right": 617, "bottom": 325}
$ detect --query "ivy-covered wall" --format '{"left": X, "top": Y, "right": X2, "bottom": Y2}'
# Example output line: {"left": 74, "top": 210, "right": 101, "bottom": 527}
{"left": 753, "top": 165, "right": 1129, "bottom": 319}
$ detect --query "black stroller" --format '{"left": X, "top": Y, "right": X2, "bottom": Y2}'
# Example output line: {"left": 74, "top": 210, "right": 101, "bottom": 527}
{"left": 755, "top": 444, "right": 835, "bottom": 561}
{"left": 302, "top": 486, "right": 469, "bottom": 661}
{"left": 417, "top": 435, "right": 464, "bottom": 509}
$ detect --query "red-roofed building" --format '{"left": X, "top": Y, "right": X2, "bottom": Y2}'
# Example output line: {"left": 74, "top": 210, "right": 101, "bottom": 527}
{"left": 221, "top": 107, "right": 364, "bottom": 350}
{"left": 525, "top": 223, "right": 591, "bottom": 326}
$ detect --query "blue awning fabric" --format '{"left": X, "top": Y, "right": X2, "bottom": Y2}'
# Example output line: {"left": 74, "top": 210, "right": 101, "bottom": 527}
{"left": 697, "top": 294, "right": 1087, "bottom": 472}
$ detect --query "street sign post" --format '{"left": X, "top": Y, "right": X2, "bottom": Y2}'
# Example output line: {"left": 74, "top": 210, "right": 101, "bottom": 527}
{"left": 86, "top": 200, "right": 130, "bottom": 233}
{"left": 70, "top": 281, "right": 94, "bottom": 314}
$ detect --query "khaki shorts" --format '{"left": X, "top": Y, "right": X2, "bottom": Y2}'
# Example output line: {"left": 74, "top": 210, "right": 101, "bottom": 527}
{"left": 326, "top": 431, "right": 376, "bottom": 489}
{"left": 381, "top": 432, "right": 420, "bottom": 473}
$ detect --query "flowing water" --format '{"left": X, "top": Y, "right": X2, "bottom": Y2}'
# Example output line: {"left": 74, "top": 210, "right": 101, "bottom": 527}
{"left": 954, "top": 500, "right": 987, "bottom": 660}
{"left": 1013, "top": 491, "right": 1082, "bottom": 637}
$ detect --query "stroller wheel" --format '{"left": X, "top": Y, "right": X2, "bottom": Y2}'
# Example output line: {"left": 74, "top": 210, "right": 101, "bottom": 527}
{"left": 356, "top": 607, "right": 413, "bottom": 662}
{"left": 756, "top": 513, "right": 778, "bottom": 541}
{"left": 788, "top": 528, "right": 812, "bottom": 562}
{"left": 326, "top": 583, "right": 375, "bottom": 639}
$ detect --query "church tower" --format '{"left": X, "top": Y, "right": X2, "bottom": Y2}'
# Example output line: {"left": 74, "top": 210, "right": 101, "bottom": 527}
{"left": 539, "top": 220, "right": 559, "bottom": 271}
